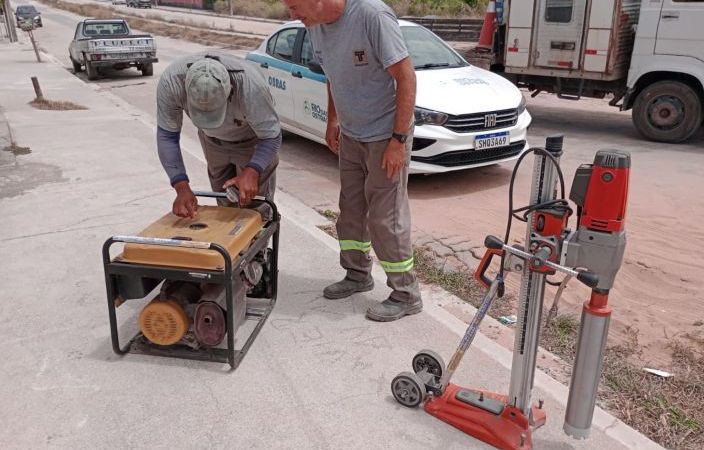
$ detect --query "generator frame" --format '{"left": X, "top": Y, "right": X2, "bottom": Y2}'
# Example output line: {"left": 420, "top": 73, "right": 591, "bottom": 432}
{"left": 101, "top": 192, "right": 280, "bottom": 370}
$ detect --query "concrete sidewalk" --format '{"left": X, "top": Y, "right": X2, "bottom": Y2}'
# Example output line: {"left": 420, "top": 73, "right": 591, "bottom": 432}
{"left": 0, "top": 40, "right": 662, "bottom": 449}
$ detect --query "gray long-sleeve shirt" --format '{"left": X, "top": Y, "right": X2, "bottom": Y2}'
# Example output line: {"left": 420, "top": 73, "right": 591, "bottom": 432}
{"left": 156, "top": 52, "right": 281, "bottom": 185}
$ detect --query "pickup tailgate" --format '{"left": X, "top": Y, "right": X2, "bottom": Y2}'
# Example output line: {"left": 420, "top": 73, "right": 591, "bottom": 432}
{"left": 86, "top": 35, "right": 156, "bottom": 60}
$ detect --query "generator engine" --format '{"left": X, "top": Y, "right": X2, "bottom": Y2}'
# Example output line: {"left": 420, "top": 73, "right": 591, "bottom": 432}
{"left": 138, "top": 256, "right": 265, "bottom": 348}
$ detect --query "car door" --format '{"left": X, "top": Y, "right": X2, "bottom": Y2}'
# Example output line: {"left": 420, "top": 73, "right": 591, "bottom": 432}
{"left": 249, "top": 27, "right": 298, "bottom": 127}
{"left": 655, "top": 0, "right": 704, "bottom": 63}
{"left": 291, "top": 30, "right": 328, "bottom": 140}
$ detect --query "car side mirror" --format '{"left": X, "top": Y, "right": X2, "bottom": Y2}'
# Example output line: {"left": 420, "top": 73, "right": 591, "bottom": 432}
{"left": 308, "top": 61, "right": 324, "bottom": 75}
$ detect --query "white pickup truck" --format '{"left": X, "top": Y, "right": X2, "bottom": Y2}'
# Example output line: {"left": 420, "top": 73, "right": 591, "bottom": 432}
{"left": 69, "top": 19, "right": 158, "bottom": 80}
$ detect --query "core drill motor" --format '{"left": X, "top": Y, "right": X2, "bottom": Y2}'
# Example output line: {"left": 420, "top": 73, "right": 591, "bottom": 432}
{"left": 391, "top": 135, "right": 630, "bottom": 450}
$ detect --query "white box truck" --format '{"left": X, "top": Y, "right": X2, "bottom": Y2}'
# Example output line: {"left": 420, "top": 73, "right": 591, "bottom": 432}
{"left": 475, "top": 0, "right": 704, "bottom": 142}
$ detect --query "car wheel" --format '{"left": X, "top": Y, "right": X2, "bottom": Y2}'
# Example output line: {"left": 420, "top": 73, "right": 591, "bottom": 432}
{"left": 71, "top": 56, "right": 82, "bottom": 73}
{"left": 632, "top": 80, "right": 702, "bottom": 143}
{"left": 141, "top": 62, "right": 153, "bottom": 77}
{"left": 85, "top": 61, "right": 99, "bottom": 80}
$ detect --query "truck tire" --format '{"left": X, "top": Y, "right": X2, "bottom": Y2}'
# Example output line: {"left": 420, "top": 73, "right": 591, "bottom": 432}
{"left": 85, "top": 61, "right": 99, "bottom": 80}
{"left": 632, "top": 80, "right": 702, "bottom": 143}
{"left": 141, "top": 63, "right": 154, "bottom": 77}
{"left": 71, "top": 56, "right": 82, "bottom": 73}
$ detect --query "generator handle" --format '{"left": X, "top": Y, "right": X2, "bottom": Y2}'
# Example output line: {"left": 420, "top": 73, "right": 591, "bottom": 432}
{"left": 111, "top": 235, "right": 213, "bottom": 249}
{"left": 102, "top": 236, "right": 232, "bottom": 274}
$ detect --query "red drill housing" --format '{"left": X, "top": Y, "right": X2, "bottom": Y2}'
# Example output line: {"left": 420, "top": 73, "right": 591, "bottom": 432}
{"left": 570, "top": 151, "right": 630, "bottom": 232}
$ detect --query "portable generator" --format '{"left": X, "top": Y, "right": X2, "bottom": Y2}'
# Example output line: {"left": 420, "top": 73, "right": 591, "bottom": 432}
{"left": 102, "top": 191, "right": 280, "bottom": 369}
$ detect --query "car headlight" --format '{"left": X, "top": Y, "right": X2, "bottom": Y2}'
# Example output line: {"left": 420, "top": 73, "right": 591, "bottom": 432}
{"left": 414, "top": 107, "right": 448, "bottom": 126}
{"left": 516, "top": 96, "right": 527, "bottom": 116}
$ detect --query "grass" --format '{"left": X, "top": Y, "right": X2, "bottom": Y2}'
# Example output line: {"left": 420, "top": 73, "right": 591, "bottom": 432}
{"left": 541, "top": 314, "right": 579, "bottom": 356}
{"left": 29, "top": 98, "right": 87, "bottom": 110}
{"left": 413, "top": 246, "right": 515, "bottom": 318}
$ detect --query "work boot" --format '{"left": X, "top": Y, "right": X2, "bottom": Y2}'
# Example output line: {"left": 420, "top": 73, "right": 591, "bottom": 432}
{"left": 323, "top": 276, "right": 374, "bottom": 299}
{"left": 365, "top": 298, "right": 423, "bottom": 322}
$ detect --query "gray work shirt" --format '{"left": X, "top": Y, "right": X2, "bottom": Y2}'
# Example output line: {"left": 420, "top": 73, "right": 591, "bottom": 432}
{"left": 157, "top": 52, "right": 280, "bottom": 141}
{"left": 308, "top": 0, "right": 409, "bottom": 142}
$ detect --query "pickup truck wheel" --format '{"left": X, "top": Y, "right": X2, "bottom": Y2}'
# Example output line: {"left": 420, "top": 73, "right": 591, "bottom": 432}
{"left": 71, "top": 57, "right": 83, "bottom": 73}
{"left": 141, "top": 63, "right": 154, "bottom": 77}
{"left": 632, "top": 80, "right": 702, "bottom": 143}
{"left": 85, "top": 61, "right": 99, "bottom": 80}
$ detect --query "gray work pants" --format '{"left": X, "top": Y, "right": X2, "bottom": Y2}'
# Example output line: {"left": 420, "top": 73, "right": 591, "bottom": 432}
{"left": 336, "top": 133, "right": 420, "bottom": 304}
{"left": 198, "top": 130, "right": 278, "bottom": 204}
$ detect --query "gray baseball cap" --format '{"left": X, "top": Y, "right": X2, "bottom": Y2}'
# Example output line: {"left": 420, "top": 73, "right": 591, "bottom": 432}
{"left": 185, "top": 58, "right": 231, "bottom": 129}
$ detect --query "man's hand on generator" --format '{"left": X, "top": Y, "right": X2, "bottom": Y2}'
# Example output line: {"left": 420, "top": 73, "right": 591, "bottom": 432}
{"left": 223, "top": 167, "right": 259, "bottom": 206}
{"left": 172, "top": 181, "right": 198, "bottom": 219}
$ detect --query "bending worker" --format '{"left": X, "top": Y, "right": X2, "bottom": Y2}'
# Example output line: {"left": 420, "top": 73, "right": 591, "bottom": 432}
{"left": 156, "top": 52, "right": 281, "bottom": 216}
{"left": 283, "top": 0, "right": 421, "bottom": 322}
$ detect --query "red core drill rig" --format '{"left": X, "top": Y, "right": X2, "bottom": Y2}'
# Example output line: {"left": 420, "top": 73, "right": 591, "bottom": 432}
{"left": 391, "top": 135, "right": 630, "bottom": 450}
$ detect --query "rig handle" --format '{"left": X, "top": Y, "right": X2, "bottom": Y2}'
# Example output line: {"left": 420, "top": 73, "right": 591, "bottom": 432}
{"left": 475, "top": 236, "right": 505, "bottom": 288}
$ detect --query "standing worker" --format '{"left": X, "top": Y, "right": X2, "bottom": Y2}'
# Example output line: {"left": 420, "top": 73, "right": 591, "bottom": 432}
{"left": 156, "top": 52, "right": 281, "bottom": 216}
{"left": 283, "top": 0, "right": 421, "bottom": 321}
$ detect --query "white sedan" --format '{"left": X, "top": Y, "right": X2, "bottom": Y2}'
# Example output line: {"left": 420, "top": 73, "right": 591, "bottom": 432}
{"left": 246, "top": 20, "right": 531, "bottom": 174}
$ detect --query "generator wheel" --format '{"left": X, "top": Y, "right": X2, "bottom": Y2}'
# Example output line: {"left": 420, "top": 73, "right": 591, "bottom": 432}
{"left": 412, "top": 349, "right": 446, "bottom": 378}
{"left": 391, "top": 371, "right": 427, "bottom": 408}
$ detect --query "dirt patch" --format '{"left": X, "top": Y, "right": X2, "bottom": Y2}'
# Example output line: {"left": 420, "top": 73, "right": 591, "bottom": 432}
{"left": 2, "top": 143, "right": 32, "bottom": 156}
{"left": 29, "top": 98, "right": 88, "bottom": 111}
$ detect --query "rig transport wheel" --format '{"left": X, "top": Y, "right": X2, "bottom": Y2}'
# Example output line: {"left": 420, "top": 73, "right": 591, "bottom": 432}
{"left": 391, "top": 371, "right": 427, "bottom": 408}
{"left": 412, "top": 349, "right": 446, "bottom": 378}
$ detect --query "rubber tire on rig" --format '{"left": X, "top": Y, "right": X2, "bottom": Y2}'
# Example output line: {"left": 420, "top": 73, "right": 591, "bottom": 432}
{"left": 391, "top": 371, "right": 427, "bottom": 408}
{"left": 412, "top": 349, "right": 446, "bottom": 378}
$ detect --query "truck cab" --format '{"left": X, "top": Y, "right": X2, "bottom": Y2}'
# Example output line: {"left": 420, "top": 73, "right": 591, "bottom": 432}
{"left": 625, "top": 0, "right": 704, "bottom": 142}
{"left": 491, "top": 0, "right": 704, "bottom": 142}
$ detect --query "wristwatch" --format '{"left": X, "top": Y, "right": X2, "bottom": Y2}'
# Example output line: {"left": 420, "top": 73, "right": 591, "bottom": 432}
{"left": 391, "top": 132, "right": 409, "bottom": 144}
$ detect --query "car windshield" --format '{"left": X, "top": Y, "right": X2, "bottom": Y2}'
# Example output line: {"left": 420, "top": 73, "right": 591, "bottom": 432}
{"left": 401, "top": 25, "right": 468, "bottom": 70}
{"left": 17, "top": 6, "right": 38, "bottom": 14}
{"left": 84, "top": 22, "right": 129, "bottom": 36}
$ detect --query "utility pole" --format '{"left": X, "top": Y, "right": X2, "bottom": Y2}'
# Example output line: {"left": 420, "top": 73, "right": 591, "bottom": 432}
{"left": 229, "top": 0, "right": 233, "bottom": 16}
{"left": 3, "top": 0, "right": 19, "bottom": 42}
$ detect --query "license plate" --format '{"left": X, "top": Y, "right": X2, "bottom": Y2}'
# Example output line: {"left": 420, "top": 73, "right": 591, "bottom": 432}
{"left": 106, "top": 52, "right": 144, "bottom": 59}
{"left": 475, "top": 132, "right": 509, "bottom": 150}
